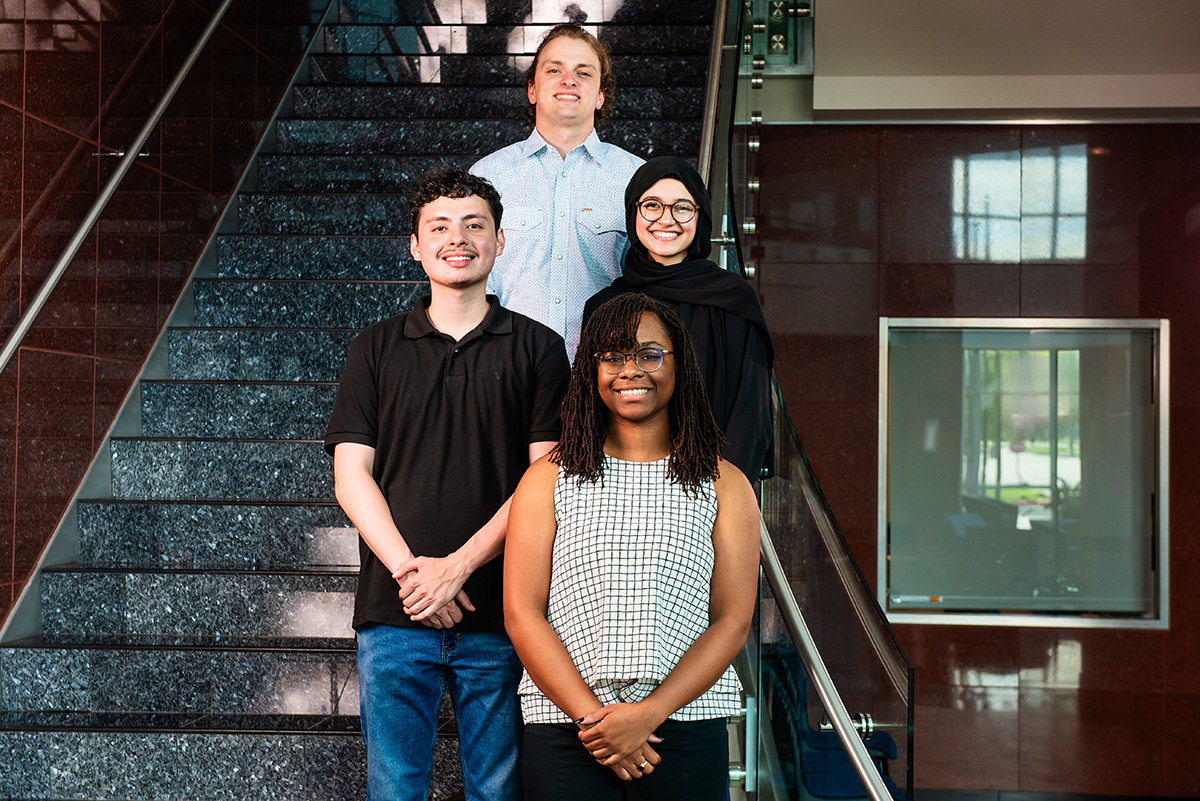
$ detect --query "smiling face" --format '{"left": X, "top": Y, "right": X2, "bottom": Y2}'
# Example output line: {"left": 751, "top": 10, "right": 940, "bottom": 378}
{"left": 527, "top": 35, "right": 605, "bottom": 130}
{"left": 634, "top": 177, "right": 698, "bottom": 266}
{"left": 597, "top": 312, "right": 676, "bottom": 427}
{"left": 409, "top": 194, "right": 504, "bottom": 290}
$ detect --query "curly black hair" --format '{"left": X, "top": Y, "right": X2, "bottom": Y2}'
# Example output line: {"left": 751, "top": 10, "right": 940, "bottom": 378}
{"left": 524, "top": 23, "right": 616, "bottom": 129}
{"left": 408, "top": 167, "right": 503, "bottom": 232}
{"left": 552, "top": 293, "right": 724, "bottom": 492}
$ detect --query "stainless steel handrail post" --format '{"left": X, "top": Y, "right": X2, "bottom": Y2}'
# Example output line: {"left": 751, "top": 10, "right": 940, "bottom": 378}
{"left": 759, "top": 515, "right": 894, "bottom": 801}
{"left": 0, "top": 0, "right": 237, "bottom": 376}
{"left": 697, "top": 0, "right": 730, "bottom": 184}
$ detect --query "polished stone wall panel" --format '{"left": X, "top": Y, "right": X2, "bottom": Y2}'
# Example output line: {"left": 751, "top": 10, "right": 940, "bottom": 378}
{"left": 759, "top": 121, "right": 1200, "bottom": 796}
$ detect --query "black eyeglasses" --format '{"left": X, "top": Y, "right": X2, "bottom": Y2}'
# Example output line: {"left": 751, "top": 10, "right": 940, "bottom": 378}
{"left": 637, "top": 199, "right": 698, "bottom": 224}
{"left": 596, "top": 348, "right": 674, "bottom": 374}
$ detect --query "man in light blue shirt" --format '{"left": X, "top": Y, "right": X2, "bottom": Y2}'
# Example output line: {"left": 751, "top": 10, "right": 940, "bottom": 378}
{"left": 471, "top": 23, "right": 644, "bottom": 361}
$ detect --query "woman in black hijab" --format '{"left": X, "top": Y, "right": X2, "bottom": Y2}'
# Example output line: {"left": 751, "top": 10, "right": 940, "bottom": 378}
{"left": 582, "top": 156, "right": 774, "bottom": 481}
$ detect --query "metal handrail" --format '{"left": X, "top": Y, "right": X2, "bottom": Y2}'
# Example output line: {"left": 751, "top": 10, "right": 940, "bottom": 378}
{"left": 0, "top": 0, "right": 237, "bottom": 376}
{"left": 697, "top": 0, "right": 731, "bottom": 184}
{"left": 759, "top": 515, "right": 894, "bottom": 801}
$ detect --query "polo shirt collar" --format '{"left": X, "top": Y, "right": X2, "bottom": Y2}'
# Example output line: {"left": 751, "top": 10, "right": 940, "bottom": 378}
{"left": 521, "top": 127, "right": 606, "bottom": 166}
{"left": 403, "top": 295, "right": 513, "bottom": 339}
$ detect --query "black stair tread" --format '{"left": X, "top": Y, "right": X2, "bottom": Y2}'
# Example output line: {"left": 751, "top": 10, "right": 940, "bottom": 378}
{"left": 0, "top": 710, "right": 362, "bottom": 734}
{"left": 3, "top": 635, "right": 355, "bottom": 654}
{"left": 140, "top": 378, "right": 340, "bottom": 386}
{"left": 41, "top": 562, "right": 356, "bottom": 576}
{"left": 34, "top": 634, "right": 357, "bottom": 649}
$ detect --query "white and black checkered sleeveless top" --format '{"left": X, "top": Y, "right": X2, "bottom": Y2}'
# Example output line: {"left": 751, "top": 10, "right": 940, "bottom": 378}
{"left": 519, "top": 455, "right": 743, "bottom": 723}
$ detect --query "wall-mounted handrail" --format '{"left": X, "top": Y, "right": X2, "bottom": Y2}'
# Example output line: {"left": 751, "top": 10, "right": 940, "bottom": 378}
{"left": 0, "top": 0, "right": 237, "bottom": 377}
{"left": 759, "top": 515, "right": 894, "bottom": 801}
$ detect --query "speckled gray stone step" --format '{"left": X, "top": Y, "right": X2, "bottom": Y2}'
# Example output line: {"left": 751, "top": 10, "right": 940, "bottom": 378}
{"left": 309, "top": 52, "right": 708, "bottom": 87}
{"left": 110, "top": 439, "right": 332, "bottom": 501}
{"left": 41, "top": 568, "right": 356, "bottom": 642}
{"left": 193, "top": 279, "right": 425, "bottom": 328}
{"left": 291, "top": 85, "right": 703, "bottom": 120}
{"left": 0, "top": 729, "right": 366, "bottom": 801}
{"left": 216, "top": 234, "right": 426, "bottom": 280}
{"left": 254, "top": 155, "right": 474, "bottom": 195}
{"left": 276, "top": 117, "right": 698, "bottom": 160}
{"left": 167, "top": 329, "right": 359, "bottom": 382}
{"left": 77, "top": 500, "right": 356, "bottom": 568}
{"left": 140, "top": 382, "right": 337, "bottom": 440}
{"left": 0, "top": 643, "right": 358, "bottom": 717}
{"left": 237, "top": 192, "right": 410, "bottom": 235}
{"left": 320, "top": 23, "right": 713, "bottom": 56}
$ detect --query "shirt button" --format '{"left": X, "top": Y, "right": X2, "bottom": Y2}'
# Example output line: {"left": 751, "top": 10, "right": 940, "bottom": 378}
{"left": 557, "top": 254, "right": 563, "bottom": 260}
{"left": 594, "top": 223, "right": 601, "bottom": 229}
{"left": 561, "top": 171, "right": 568, "bottom": 177}
{"left": 559, "top": 211, "right": 565, "bottom": 217}
{"left": 555, "top": 298, "right": 562, "bottom": 304}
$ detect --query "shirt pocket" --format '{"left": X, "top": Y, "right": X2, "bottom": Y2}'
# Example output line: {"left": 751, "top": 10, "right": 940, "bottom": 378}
{"left": 576, "top": 207, "right": 625, "bottom": 239}
{"left": 504, "top": 205, "right": 546, "bottom": 236}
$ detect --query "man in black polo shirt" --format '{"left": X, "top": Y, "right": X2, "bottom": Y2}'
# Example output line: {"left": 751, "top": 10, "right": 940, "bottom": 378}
{"left": 325, "top": 168, "right": 569, "bottom": 801}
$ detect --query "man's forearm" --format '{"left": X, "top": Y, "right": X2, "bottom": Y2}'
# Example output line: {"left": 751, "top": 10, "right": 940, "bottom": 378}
{"left": 333, "top": 446, "right": 413, "bottom": 573}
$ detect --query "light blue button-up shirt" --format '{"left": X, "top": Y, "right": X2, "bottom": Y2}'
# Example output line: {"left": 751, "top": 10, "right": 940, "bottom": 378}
{"left": 471, "top": 128, "right": 644, "bottom": 361}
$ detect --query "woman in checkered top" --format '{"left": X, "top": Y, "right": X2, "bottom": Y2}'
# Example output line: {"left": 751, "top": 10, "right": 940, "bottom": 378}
{"left": 506, "top": 293, "right": 761, "bottom": 799}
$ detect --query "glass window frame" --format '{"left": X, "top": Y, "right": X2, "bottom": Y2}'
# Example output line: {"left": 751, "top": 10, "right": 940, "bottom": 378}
{"left": 877, "top": 317, "right": 1170, "bottom": 629}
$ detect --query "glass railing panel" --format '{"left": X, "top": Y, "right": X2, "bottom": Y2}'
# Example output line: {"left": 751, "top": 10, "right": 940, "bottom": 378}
{"left": 705, "top": 0, "right": 915, "bottom": 797}
{"left": 757, "top": 573, "right": 905, "bottom": 801}
{"left": 759, "top": 386, "right": 913, "bottom": 800}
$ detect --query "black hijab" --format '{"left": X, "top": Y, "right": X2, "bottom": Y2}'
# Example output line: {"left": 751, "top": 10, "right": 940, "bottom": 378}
{"left": 613, "top": 156, "right": 770, "bottom": 338}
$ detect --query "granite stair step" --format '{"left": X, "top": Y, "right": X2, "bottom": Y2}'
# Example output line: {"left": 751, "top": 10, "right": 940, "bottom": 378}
{"left": 237, "top": 191, "right": 410, "bottom": 235}
{"left": 309, "top": 52, "right": 708, "bottom": 86}
{"left": 41, "top": 566, "right": 356, "bottom": 643}
{"left": 0, "top": 641, "right": 358, "bottom": 719}
{"left": 291, "top": 84, "right": 703, "bottom": 120}
{"left": 0, "top": 729, "right": 365, "bottom": 800}
{"left": 193, "top": 278, "right": 425, "bottom": 328}
{"left": 275, "top": 117, "right": 698, "bottom": 158}
{"left": 253, "top": 155, "right": 474, "bottom": 195}
{"left": 77, "top": 500, "right": 356, "bottom": 568}
{"left": 109, "top": 438, "right": 331, "bottom": 501}
{"left": 140, "top": 381, "right": 339, "bottom": 440}
{"left": 320, "top": 23, "right": 714, "bottom": 56}
{"left": 167, "top": 328, "right": 359, "bottom": 382}
{"left": 330, "top": 0, "right": 712, "bottom": 25}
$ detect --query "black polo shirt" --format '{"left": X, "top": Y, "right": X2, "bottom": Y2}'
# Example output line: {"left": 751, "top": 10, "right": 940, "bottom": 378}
{"left": 324, "top": 296, "right": 569, "bottom": 632}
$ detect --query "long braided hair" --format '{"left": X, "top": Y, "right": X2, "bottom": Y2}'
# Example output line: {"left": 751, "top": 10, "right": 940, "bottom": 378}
{"left": 552, "top": 293, "right": 725, "bottom": 492}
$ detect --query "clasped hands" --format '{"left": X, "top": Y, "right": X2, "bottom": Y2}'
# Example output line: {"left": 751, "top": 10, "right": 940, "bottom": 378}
{"left": 577, "top": 703, "right": 663, "bottom": 782}
{"left": 393, "top": 554, "right": 473, "bottom": 629}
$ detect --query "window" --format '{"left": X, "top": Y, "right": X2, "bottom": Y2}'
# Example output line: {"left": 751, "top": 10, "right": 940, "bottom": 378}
{"left": 879, "top": 319, "right": 1168, "bottom": 627}
{"left": 952, "top": 144, "right": 1088, "bottom": 262}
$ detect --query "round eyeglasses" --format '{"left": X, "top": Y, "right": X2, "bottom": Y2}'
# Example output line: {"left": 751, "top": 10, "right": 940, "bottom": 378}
{"left": 637, "top": 199, "right": 698, "bottom": 224}
{"left": 596, "top": 348, "right": 674, "bottom": 374}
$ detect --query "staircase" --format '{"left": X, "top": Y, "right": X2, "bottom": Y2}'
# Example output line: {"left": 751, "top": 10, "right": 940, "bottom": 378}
{"left": 0, "top": 1, "right": 713, "bottom": 798}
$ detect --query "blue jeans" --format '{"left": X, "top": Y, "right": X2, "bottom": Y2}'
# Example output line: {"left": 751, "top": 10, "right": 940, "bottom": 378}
{"left": 357, "top": 623, "right": 523, "bottom": 801}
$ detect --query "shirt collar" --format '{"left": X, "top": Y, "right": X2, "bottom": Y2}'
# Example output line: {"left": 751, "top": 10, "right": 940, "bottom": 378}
{"left": 403, "top": 295, "right": 513, "bottom": 339}
{"left": 521, "top": 127, "right": 607, "bottom": 166}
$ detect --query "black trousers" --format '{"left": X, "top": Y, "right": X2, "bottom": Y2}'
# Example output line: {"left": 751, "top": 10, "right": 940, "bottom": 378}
{"left": 521, "top": 718, "right": 729, "bottom": 801}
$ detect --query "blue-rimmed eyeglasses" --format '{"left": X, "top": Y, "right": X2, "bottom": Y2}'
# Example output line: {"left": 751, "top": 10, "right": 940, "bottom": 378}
{"left": 596, "top": 348, "right": 674, "bottom": 374}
